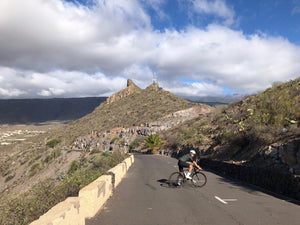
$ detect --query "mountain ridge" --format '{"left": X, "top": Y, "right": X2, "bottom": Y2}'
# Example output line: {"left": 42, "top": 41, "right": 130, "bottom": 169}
{"left": 106, "top": 79, "right": 141, "bottom": 104}
{"left": 0, "top": 97, "right": 107, "bottom": 124}
{"left": 50, "top": 79, "right": 210, "bottom": 144}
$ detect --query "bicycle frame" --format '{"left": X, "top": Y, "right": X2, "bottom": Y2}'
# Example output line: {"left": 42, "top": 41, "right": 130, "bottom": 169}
{"left": 168, "top": 167, "right": 207, "bottom": 188}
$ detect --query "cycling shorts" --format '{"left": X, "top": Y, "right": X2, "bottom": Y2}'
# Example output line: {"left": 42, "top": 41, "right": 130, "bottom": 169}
{"left": 178, "top": 160, "right": 192, "bottom": 172}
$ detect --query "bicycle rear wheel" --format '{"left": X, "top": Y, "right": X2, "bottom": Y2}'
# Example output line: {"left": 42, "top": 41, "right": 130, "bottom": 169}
{"left": 191, "top": 172, "right": 207, "bottom": 188}
{"left": 168, "top": 172, "right": 183, "bottom": 188}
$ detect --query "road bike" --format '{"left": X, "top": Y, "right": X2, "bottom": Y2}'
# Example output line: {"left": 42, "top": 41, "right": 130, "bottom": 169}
{"left": 168, "top": 167, "right": 207, "bottom": 188}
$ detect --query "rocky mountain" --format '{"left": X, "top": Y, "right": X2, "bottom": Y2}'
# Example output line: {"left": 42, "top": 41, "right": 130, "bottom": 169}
{"left": 0, "top": 79, "right": 211, "bottom": 201}
{"left": 106, "top": 79, "right": 141, "bottom": 104}
{"left": 47, "top": 80, "right": 210, "bottom": 145}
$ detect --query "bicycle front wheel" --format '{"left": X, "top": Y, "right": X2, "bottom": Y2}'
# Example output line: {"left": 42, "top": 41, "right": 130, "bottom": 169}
{"left": 191, "top": 172, "right": 207, "bottom": 188}
{"left": 168, "top": 172, "right": 183, "bottom": 188}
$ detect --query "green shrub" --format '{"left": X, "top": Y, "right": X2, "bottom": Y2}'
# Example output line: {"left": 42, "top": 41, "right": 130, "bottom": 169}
{"left": 44, "top": 149, "right": 62, "bottom": 164}
{"left": 46, "top": 139, "right": 61, "bottom": 148}
{"left": 180, "top": 128, "right": 197, "bottom": 140}
{"left": 129, "top": 137, "right": 145, "bottom": 151}
{"left": 119, "top": 139, "right": 126, "bottom": 147}
{"left": 110, "top": 137, "right": 120, "bottom": 144}
{"left": 146, "top": 134, "right": 163, "bottom": 153}
{"left": 28, "top": 154, "right": 42, "bottom": 166}
{"left": 68, "top": 160, "right": 79, "bottom": 175}
{"left": 92, "top": 156, "right": 109, "bottom": 169}
{"left": 109, "top": 151, "right": 128, "bottom": 165}
{"left": 216, "top": 130, "right": 235, "bottom": 145}
{"left": 101, "top": 150, "right": 111, "bottom": 157}
{"left": 28, "top": 163, "right": 41, "bottom": 178}
{"left": 90, "top": 148, "right": 100, "bottom": 154}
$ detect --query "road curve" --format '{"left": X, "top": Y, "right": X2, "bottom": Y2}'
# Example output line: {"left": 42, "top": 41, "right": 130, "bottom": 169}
{"left": 86, "top": 154, "right": 300, "bottom": 225}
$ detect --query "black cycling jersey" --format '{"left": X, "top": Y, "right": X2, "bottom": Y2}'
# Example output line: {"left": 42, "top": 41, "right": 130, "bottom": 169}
{"left": 179, "top": 153, "right": 195, "bottom": 163}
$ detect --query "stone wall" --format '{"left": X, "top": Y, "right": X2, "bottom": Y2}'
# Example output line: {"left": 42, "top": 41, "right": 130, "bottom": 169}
{"left": 200, "top": 158, "right": 300, "bottom": 201}
{"left": 30, "top": 155, "right": 134, "bottom": 225}
{"left": 259, "top": 139, "right": 300, "bottom": 175}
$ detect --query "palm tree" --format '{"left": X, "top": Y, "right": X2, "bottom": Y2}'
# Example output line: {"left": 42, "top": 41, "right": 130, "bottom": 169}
{"left": 145, "top": 134, "right": 163, "bottom": 154}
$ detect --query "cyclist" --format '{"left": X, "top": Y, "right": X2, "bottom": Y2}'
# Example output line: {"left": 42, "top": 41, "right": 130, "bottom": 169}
{"left": 178, "top": 150, "right": 202, "bottom": 180}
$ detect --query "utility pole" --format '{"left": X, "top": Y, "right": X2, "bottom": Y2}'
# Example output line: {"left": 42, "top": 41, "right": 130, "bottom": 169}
{"left": 153, "top": 72, "right": 159, "bottom": 91}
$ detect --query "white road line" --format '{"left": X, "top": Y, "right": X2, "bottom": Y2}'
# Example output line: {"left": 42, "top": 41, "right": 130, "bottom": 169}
{"left": 215, "top": 196, "right": 238, "bottom": 204}
{"left": 215, "top": 196, "right": 228, "bottom": 204}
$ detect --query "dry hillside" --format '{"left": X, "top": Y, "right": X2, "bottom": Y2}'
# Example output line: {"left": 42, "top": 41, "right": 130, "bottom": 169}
{"left": 0, "top": 79, "right": 213, "bottom": 224}
{"left": 46, "top": 79, "right": 202, "bottom": 145}
{"left": 161, "top": 77, "right": 300, "bottom": 174}
{"left": 0, "top": 79, "right": 210, "bottom": 199}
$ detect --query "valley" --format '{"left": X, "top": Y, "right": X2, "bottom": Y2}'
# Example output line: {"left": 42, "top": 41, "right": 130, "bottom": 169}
{"left": 0, "top": 121, "right": 67, "bottom": 146}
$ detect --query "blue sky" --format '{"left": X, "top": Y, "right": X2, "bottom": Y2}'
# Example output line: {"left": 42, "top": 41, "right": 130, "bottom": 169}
{"left": 0, "top": 0, "right": 299, "bottom": 98}
{"left": 143, "top": 0, "right": 300, "bottom": 44}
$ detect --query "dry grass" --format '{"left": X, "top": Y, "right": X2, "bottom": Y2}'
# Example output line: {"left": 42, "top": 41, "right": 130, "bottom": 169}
{"left": 162, "top": 77, "right": 300, "bottom": 160}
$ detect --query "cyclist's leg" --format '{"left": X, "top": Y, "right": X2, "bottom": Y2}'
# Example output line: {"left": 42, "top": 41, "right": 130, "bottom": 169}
{"left": 188, "top": 163, "right": 193, "bottom": 173}
{"left": 178, "top": 160, "right": 184, "bottom": 173}
{"left": 185, "top": 162, "right": 193, "bottom": 179}
{"left": 178, "top": 160, "right": 190, "bottom": 173}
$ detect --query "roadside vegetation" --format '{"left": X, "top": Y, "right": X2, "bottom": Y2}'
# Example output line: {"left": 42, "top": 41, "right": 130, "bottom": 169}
{"left": 145, "top": 134, "right": 163, "bottom": 154}
{"left": 0, "top": 151, "right": 128, "bottom": 225}
{"left": 162, "top": 78, "right": 300, "bottom": 160}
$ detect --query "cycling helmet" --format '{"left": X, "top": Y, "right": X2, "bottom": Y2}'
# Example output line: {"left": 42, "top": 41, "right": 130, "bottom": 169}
{"left": 190, "top": 150, "right": 196, "bottom": 154}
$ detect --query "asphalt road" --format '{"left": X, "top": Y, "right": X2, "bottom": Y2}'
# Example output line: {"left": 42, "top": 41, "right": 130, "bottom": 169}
{"left": 86, "top": 154, "right": 300, "bottom": 225}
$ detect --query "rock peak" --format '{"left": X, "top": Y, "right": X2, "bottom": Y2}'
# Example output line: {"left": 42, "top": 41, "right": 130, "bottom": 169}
{"left": 107, "top": 79, "right": 141, "bottom": 104}
{"left": 127, "top": 79, "right": 135, "bottom": 87}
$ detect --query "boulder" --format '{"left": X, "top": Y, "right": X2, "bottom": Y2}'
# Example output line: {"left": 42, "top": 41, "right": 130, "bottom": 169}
{"left": 279, "top": 143, "right": 297, "bottom": 166}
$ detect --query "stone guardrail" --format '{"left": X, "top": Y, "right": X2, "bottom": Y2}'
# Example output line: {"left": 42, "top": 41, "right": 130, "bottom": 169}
{"left": 200, "top": 158, "right": 300, "bottom": 201}
{"left": 30, "top": 155, "right": 134, "bottom": 225}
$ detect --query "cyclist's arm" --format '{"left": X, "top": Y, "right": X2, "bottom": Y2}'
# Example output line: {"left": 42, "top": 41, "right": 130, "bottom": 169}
{"left": 193, "top": 161, "right": 202, "bottom": 170}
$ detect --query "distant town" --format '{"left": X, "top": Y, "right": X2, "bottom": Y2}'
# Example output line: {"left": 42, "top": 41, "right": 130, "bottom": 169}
{"left": 0, "top": 129, "right": 45, "bottom": 145}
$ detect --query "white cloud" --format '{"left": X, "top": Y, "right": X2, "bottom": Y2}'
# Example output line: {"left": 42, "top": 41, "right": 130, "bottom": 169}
{"left": 141, "top": 0, "right": 169, "bottom": 20}
{"left": 153, "top": 25, "right": 300, "bottom": 92}
{"left": 161, "top": 81, "right": 224, "bottom": 96}
{"left": 0, "top": 0, "right": 151, "bottom": 71}
{"left": 0, "top": 0, "right": 299, "bottom": 98}
{"left": 0, "top": 88, "right": 25, "bottom": 97}
{"left": 0, "top": 67, "right": 127, "bottom": 98}
{"left": 191, "top": 0, "right": 235, "bottom": 25}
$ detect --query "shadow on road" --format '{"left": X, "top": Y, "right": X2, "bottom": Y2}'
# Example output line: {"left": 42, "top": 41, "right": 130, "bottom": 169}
{"left": 157, "top": 179, "right": 171, "bottom": 188}
{"left": 215, "top": 174, "right": 300, "bottom": 206}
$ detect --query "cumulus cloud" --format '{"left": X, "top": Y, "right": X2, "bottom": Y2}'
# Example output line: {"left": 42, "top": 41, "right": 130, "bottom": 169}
{"left": 0, "top": 0, "right": 299, "bottom": 99}
{"left": 142, "top": 0, "right": 169, "bottom": 21}
{"left": 0, "top": 0, "right": 151, "bottom": 71}
{"left": 191, "top": 0, "right": 235, "bottom": 26}
{"left": 152, "top": 25, "right": 300, "bottom": 92}
{"left": 0, "top": 67, "right": 126, "bottom": 99}
{"left": 161, "top": 80, "right": 224, "bottom": 96}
